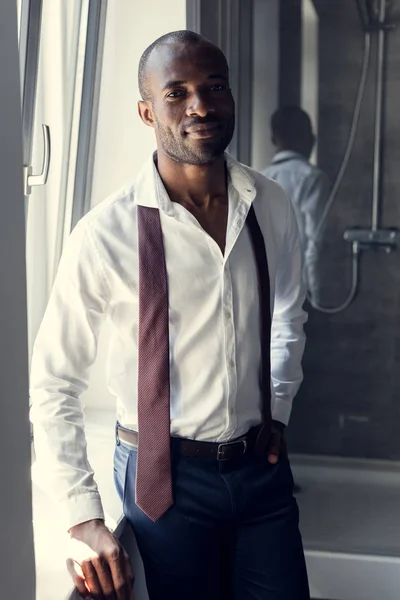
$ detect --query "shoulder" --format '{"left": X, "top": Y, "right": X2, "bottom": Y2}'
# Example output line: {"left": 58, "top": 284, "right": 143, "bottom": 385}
{"left": 302, "top": 162, "right": 329, "bottom": 183}
{"left": 238, "top": 161, "right": 291, "bottom": 219}
{"left": 61, "top": 182, "right": 139, "bottom": 270}
{"left": 80, "top": 182, "right": 137, "bottom": 231}
{"left": 234, "top": 160, "right": 287, "bottom": 198}
{"left": 261, "top": 164, "right": 275, "bottom": 179}
{"left": 235, "top": 161, "right": 296, "bottom": 254}
{"left": 70, "top": 182, "right": 139, "bottom": 258}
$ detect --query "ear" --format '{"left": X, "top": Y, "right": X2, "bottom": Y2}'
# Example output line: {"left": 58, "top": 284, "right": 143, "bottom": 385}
{"left": 138, "top": 100, "right": 155, "bottom": 128}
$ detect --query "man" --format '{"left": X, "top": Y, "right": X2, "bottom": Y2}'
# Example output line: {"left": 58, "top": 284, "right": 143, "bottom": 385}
{"left": 30, "top": 31, "right": 309, "bottom": 600}
{"left": 263, "top": 106, "right": 330, "bottom": 304}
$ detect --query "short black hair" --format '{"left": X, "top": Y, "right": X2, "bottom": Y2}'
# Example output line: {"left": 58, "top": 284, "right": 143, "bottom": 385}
{"left": 270, "top": 106, "right": 313, "bottom": 146}
{"left": 138, "top": 30, "right": 227, "bottom": 101}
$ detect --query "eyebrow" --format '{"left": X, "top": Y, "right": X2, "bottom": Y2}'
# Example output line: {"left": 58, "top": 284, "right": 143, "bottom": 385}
{"left": 162, "top": 74, "right": 228, "bottom": 90}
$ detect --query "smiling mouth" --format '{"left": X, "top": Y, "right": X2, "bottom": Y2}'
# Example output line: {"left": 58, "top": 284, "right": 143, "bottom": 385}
{"left": 185, "top": 123, "right": 221, "bottom": 138}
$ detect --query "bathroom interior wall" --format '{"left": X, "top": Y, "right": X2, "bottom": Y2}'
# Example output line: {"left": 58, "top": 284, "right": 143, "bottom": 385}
{"left": 288, "top": 0, "right": 400, "bottom": 460}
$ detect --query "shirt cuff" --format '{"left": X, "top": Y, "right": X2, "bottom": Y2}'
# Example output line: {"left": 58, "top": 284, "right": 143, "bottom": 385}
{"left": 60, "top": 491, "right": 105, "bottom": 532}
{"left": 271, "top": 397, "right": 293, "bottom": 427}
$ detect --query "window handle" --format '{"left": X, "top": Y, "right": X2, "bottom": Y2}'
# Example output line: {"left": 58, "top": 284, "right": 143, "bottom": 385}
{"left": 24, "top": 124, "right": 51, "bottom": 195}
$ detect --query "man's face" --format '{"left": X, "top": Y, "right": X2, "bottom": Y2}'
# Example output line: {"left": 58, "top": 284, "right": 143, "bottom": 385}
{"left": 139, "top": 42, "right": 235, "bottom": 165}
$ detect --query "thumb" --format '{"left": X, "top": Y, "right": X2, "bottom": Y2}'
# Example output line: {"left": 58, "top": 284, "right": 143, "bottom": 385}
{"left": 268, "top": 430, "right": 282, "bottom": 464}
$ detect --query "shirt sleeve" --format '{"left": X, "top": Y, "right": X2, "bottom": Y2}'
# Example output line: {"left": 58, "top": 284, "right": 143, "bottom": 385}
{"left": 270, "top": 196, "right": 308, "bottom": 426}
{"left": 30, "top": 221, "right": 109, "bottom": 531}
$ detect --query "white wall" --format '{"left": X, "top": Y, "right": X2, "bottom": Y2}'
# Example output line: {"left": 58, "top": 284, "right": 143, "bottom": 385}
{"left": 0, "top": 0, "right": 35, "bottom": 597}
{"left": 251, "top": 0, "right": 279, "bottom": 172}
{"left": 83, "top": 0, "right": 186, "bottom": 411}
{"left": 91, "top": 0, "right": 187, "bottom": 205}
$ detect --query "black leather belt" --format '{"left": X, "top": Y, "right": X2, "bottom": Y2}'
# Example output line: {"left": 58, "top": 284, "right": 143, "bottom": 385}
{"left": 117, "top": 424, "right": 260, "bottom": 461}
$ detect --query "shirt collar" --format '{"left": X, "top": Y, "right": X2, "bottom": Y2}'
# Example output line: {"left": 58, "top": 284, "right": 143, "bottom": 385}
{"left": 271, "top": 150, "right": 307, "bottom": 164}
{"left": 134, "top": 152, "right": 257, "bottom": 214}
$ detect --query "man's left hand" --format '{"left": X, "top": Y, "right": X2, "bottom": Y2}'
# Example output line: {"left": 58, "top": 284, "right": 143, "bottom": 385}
{"left": 267, "top": 420, "right": 286, "bottom": 464}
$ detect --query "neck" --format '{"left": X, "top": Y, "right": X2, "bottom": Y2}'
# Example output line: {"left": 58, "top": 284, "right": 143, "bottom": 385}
{"left": 156, "top": 150, "right": 227, "bottom": 209}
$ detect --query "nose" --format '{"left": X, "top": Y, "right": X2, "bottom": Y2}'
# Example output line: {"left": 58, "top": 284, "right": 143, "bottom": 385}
{"left": 186, "top": 91, "right": 215, "bottom": 118}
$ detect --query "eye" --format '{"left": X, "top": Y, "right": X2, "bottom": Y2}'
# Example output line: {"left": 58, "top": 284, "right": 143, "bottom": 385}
{"left": 166, "top": 90, "right": 186, "bottom": 99}
{"left": 209, "top": 84, "right": 225, "bottom": 92}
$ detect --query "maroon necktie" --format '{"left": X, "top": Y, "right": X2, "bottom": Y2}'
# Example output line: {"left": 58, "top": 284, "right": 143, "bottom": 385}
{"left": 136, "top": 203, "right": 272, "bottom": 522}
{"left": 136, "top": 206, "right": 173, "bottom": 522}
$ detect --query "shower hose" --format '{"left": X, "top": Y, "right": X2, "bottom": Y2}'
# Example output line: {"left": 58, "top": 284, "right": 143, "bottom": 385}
{"left": 307, "top": 32, "right": 371, "bottom": 314}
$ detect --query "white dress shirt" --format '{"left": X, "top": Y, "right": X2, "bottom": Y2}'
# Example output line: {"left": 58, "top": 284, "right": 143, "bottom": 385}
{"left": 30, "top": 153, "right": 307, "bottom": 530}
{"left": 263, "top": 151, "right": 330, "bottom": 301}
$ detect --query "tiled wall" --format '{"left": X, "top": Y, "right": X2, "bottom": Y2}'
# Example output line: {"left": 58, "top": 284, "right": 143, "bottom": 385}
{"left": 287, "top": 0, "right": 400, "bottom": 459}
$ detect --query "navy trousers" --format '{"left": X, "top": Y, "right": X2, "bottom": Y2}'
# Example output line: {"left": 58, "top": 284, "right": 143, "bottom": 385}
{"left": 114, "top": 435, "right": 310, "bottom": 600}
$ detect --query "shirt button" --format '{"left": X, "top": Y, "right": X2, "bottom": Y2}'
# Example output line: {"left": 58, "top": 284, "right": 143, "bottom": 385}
{"left": 229, "top": 408, "right": 234, "bottom": 416}
{"left": 229, "top": 358, "right": 235, "bottom": 368}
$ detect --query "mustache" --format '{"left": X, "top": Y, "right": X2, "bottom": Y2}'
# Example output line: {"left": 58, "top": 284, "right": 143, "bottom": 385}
{"left": 183, "top": 117, "right": 222, "bottom": 129}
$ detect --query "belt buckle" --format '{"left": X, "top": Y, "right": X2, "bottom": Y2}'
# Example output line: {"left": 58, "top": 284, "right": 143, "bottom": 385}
{"left": 217, "top": 438, "right": 247, "bottom": 461}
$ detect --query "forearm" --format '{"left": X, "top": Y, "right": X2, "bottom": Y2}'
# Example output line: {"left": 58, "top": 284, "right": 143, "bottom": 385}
{"left": 270, "top": 317, "right": 306, "bottom": 425}
{"left": 31, "top": 387, "right": 105, "bottom": 530}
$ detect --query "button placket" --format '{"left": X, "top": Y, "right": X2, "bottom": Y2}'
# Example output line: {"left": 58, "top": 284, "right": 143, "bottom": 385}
{"left": 224, "top": 200, "right": 249, "bottom": 261}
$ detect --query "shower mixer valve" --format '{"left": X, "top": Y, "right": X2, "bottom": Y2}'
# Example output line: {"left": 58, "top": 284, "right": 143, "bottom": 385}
{"left": 344, "top": 227, "right": 400, "bottom": 252}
